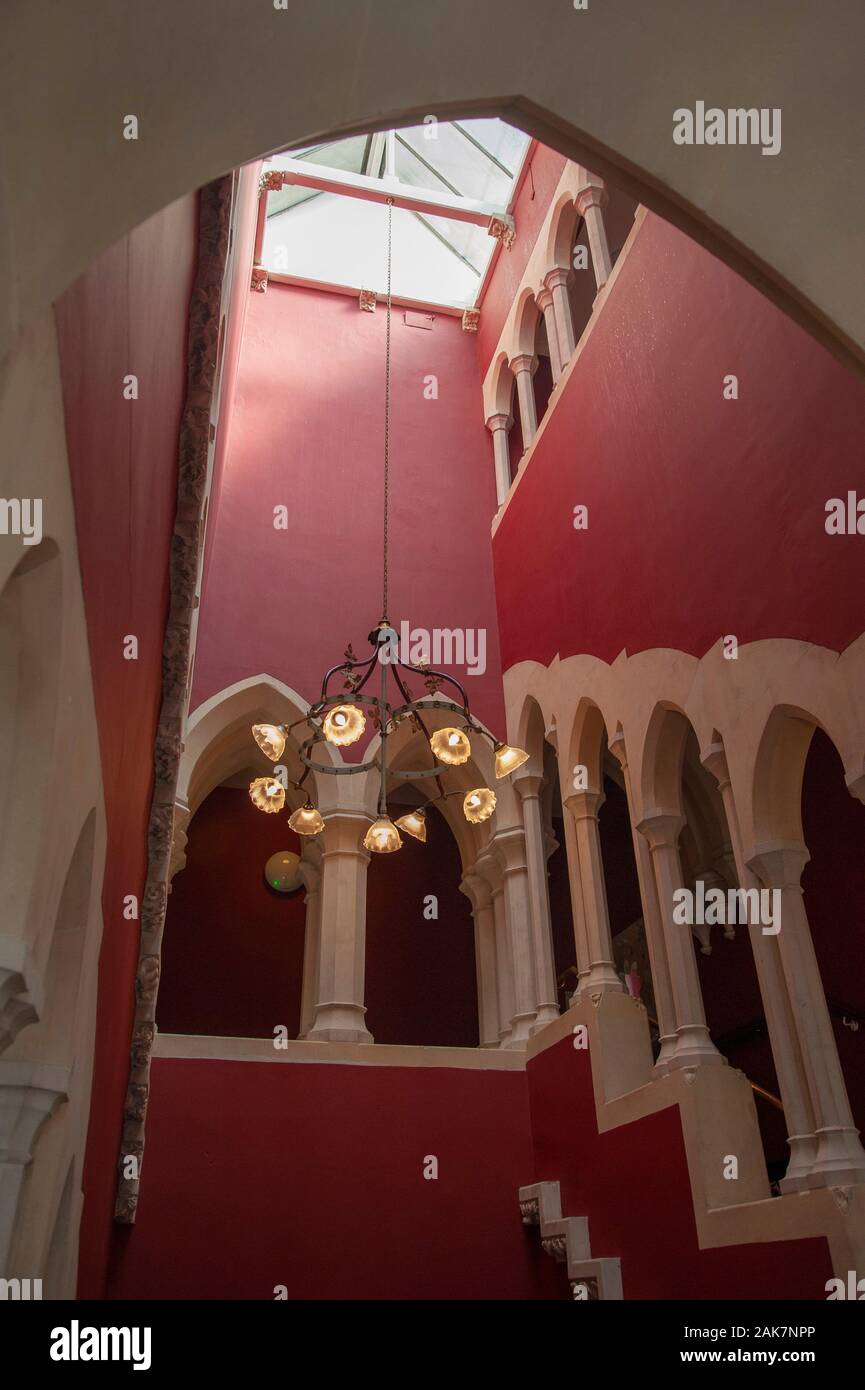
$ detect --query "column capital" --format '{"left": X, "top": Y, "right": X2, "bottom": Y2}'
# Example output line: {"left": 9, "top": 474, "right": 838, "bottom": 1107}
{"left": 321, "top": 811, "right": 370, "bottom": 857}
{"left": 513, "top": 772, "right": 543, "bottom": 801}
{"left": 701, "top": 740, "right": 731, "bottom": 792}
{"left": 508, "top": 352, "right": 538, "bottom": 377}
{"left": 543, "top": 266, "right": 571, "bottom": 294}
{"left": 460, "top": 870, "right": 492, "bottom": 913}
{"left": 485, "top": 411, "right": 513, "bottom": 434}
{"left": 607, "top": 727, "right": 628, "bottom": 772}
{"left": 636, "top": 811, "right": 685, "bottom": 850}
{"left": 564, "top": 789, "right": 604, "bottom": 822}
{"left": 490, "top": 824, "right": 528, "bottom": 874}
{"left": 746, "top": 840, "right": 810, "bottom": 889}
{"left": 297, "top": 841, "right": 323, "bottom": 893}
{"left": 535, "top": 284, "right": 555, "bottom": 313}
{"left": 575, "top": 179, "right": 608, "bottom": 215}
{"left": 475, "top": 850, "right": 503, "bottom": 894}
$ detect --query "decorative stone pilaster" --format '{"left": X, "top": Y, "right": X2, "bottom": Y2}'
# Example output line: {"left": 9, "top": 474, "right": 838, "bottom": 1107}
{"left": 637, "top": 812, "right": 722, "bottom": 1068}
{"left": 297, "top": 842, "right": 323, "bottom": 1040}
{"left": 508, "top": 353, "right": 538, "bottom": 449}
{"left": 514, "top": 776, "right": 559, "bottom": 1029}
{"left": 0, "top": 1064, "right": 67, "bottom": 1274}
{"left": 574, "top": 178, "right": 613, "bottom": 291}
{"left": 460, "top": 871, "right": 500, "bottom": 1047}
{"left": 485, "top": 412, "right": 513, "bottom": 507}
{"left": 535, "top": 286, "right": 563, "bottom": 384}
{"left": 564, "top": 792, "right": 623, "bottom": 998}
{"left": 477, "top": 853, "right": 515, "bottom": 1046}
{"left": 607, "top": 730, "right": 677, "bottom": 1070}
{"left": 489, "top": 830, "right": 539, "bottom": 1046}
{"left": 702, "top": 743, "right": 818, "bottom": 1190}
{"left": 306, "top": 813, "right": 373, "bottom": 1044}
{"left": 543, "top": 267, "right": 577, "bottom": 367}
{"left": 748, "top": 840, "right": 865, "bottom": 1187}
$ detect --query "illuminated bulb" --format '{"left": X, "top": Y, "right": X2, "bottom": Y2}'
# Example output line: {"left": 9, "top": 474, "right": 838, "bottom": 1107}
{"left": 430, "top": 727, "right": 471, "bottom": 766}
{"left": 288, "top": 802, "right": 325, "bottom": 836}
{"left": 252, "top": 722, "right": 286, "bottom": 761}
{"left": 248, "top": 776, "right": 286, "bottom": 814}
{"left": 264, "top": 850, "right": 301, "bottom": 893}
{"left": 363, "top": 817, "right": 402, "bottom": 853}
{"left": 322, "top": 703, "right": 366, "bottom": 747}
{"left": 494, "top": 742, "right": 530, "bottom": 779}
{"left": 394, "top": 809, "right": 427, "bottom": 842}
{"left": 463, "top": 787, "right": 496, "bottom": 824}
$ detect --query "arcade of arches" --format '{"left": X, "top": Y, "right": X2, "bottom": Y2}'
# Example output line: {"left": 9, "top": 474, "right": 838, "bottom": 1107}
{"left": 1, "top": 103, "right": 864, "bottom": 1302}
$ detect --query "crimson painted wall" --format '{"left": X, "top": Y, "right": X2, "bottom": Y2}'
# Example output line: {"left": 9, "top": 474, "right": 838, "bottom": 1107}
{"left": 105, "top": 1057, "right": 566, "bottom": 1301}
{"left": 191, "top": 282, "right": 505, "bottom": 735}
{"left": 53, "top": 195, "right": 199, "bottom": 1297}
{"left": 493, "top": 212, "right": 865, "bottom": 669}
{"left": 527, "top": 1033, "right": 833, "bottom": 1299}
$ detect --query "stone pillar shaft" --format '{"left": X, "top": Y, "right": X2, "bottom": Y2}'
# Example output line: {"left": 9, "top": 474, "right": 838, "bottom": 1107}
{"left": 535, "top": 288, "right": 562, "bottom": 384}
{"left": 515, "top": 777, "right": 559, "bottom": 1028}
{"left": 485, "top": 412, "right": 512, "bottom": 507}
{"left": 544, "top": 268, "right": 577, "bottom": 366}
{"left": 575, "top": 181, "right": 613, "bottom": 290}
{"left": 307, "top": 814, "right": 372, "bottom": 1043}
{"left": 564, "top": 792, "right": 622, "bottom": 996}
{"left": 509, "top": 354, "right": 538, "bottom": 448}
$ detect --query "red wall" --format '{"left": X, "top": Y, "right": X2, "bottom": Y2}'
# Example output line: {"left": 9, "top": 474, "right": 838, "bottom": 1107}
{"left": 191, "top": 282, "right": 505, "bottom": 735}
{"left": 106, "top": 1057, "right": 565, "bottom": 1301}
{"left": 493, "top": 212, "right": 865, "bottom": 669}
{"left": 527, "top": 1034, "right": 833, "bottom": 1299}
{"left": 476, "top": 143, "right": 567, "bottom": 379}
{"left": 53, "top": 194, "right": 199, "bottom": 1298}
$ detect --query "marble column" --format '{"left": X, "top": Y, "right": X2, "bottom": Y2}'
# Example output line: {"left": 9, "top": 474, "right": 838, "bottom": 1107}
{"left": 477, "top": 852, "right": 515, "bottom": 1046}
{"left": 575, "top": 177, "right": 613, "bottom": 291}
{"left": 638, "top": 812, "right": 722, "bottom": 1067}
{"left": 491, "top": 828, "right": 539, "bottom": 1046}
{"left": 460, "top": 870, "right": 500, "bottom": 1048}
{"left": 508, "top": 353, "right": 538, "bottom": 448}
{"left": 297, "top": 842, "right": 323, "bottom": 1040}
{"left": 748, "top": 841, "right": 865, "bottom": 1186}
{"left": 608, "top": 730, "right": 678, "bottom": 1070}
{"left": 702, "top": 743, "right": 818, "bottom": 1189}
{"left": 514, "top": 775, "right": 559, "bottom": 1028}
{"left": 535, "top": 286, "right": 563, "bottom": 384}
{"left": 564, "top": 792, "right": 623, "bottom": 997}
{"left": 485, "top": 412, "right": 513, "bottom": 506}
{"left": 306, "top": 812, "right": 373, "bottom": 1043}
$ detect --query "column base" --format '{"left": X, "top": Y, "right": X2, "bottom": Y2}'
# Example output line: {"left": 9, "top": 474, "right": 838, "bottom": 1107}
{"left": 664, "top": 1025, "right": 725, "bottom": 1070}
{"left": 802, "top": 1126, "right": 865, "bottom": 1188}
{"left": 306, "top": 1001, "right": 373, "bottom": 1045}
{"left": 529, "top": 1004, "right": 560, "bottom": 1034}
{"left": 779, "top": 1134, "right": 820, "bottom": 1194}
{"left": 503, "top": 1011, "right": 536, "bottom": 1048}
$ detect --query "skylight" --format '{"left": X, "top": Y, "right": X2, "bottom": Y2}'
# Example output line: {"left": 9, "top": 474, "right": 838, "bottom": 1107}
{"left": 261, "top": 120, "right": 530, "bottom": 308}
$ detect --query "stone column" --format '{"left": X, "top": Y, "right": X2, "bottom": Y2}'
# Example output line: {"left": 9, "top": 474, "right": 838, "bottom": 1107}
{"left": 560, "top": 798, "right": 591, "bottom": 992}
{"left": 535, "top": 286, "right": 563, "bottom": 384}
{"left": 306, "top": 812, "right": 373, "bottom": 1043}
{"left": 477, "top": 852, "right": 514, "bottom": 1046}
{"left": 0, "top": 1069, "right": 66, "bottom": 1275}
{"left": 460, "top": 870, "right": 500, "bottom": 1048}
{"left": 575, "top": 178, "right": 613, "bottom": 291}
{"left": 485, "top": 412, "right": 513, "bottom": 507}
{"left": 492, "top": 828, "right": 539, "bottom": 1045}
{"left": 564, "top": 792, "right": 623, "bottom": 997}
{"left": 608, "top": 731, "right": 678, "bottom": 1070}
{"left": 748, "top": 842, "right": 865, "bottom": 1187}
{"left": 703, "top": 744, "right": 818, "bottom": 1189}
{"left": 514, "top": 776, "right": 559, "bottom": 1028}
{"left": 543, "top": 268, "right": 577, "bottom": 366}
{"left": 508, "top": 353, "right": 538, "bottom": 448}
{"left": 637, "top": 812, "right": 722, "bottom": 1068}
{"left": 297, "top": 843, "right": 322, "bottom": 1040}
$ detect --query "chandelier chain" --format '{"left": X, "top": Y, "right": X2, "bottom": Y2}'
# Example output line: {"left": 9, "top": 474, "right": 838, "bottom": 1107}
{"left": 383, "top": 197, "right": 393, "bottom": 622}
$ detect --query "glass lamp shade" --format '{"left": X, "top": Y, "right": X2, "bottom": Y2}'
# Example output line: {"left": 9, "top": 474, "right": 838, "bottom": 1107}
{"left": 288, "top": 803, "right": 325, "bottom": 836}
{"left": 363, "top": 817, "right": 403, "bottom": 853}
{"left": 248, "top": 776, "right": 286, "bottom": 814}
{"left": 252, "top": 722, "right": 287, "bottom": 761}
{"left": 322, "top": 703, "right": 366, "bottom": 747}
{"left": 463, "top": 787, "right": 497, "bottom": 824}
{"left": 494, "top": 743, "right": 530, "bottom": 779}
{"left": 264, "top": 850, "right": 301, "bottom": 893}
{"left": 430, "top": 727, "right": 471, "bottom": 766}
{"left": 394, "top": 808, "right": 427, "bottom": 842}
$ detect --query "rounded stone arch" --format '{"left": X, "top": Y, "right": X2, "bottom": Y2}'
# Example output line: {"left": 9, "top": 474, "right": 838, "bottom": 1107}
{"left": 179, "top": 674, "right": 338, "bottom": 820}
{"left": 513, "top": 692, "right": 548, "bottom": 779}
{"left": 512, "top": 285, "right": 542, "bottom": 358}
{"left": 544, "top": 190, "right": 580, "bottom": 272}
{"left": 487, "top": 350, "right": 516, "bottom": 419}
{"left": 640, "top": 702, "right": 692, "bottom": 817}
{"left": 566, "top": 697, "right": 611, "bottom": 796}
{"left": 0, "top": 536, "right": 64, "bottom": 1046}
{"left": 751, "top": 704, "right": 824, "bottom": 847}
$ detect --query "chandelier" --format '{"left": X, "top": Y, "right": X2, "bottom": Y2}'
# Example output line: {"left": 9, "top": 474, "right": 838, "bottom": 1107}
{"left": 249, "top": 198, "right": 528, "bottom": 853}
